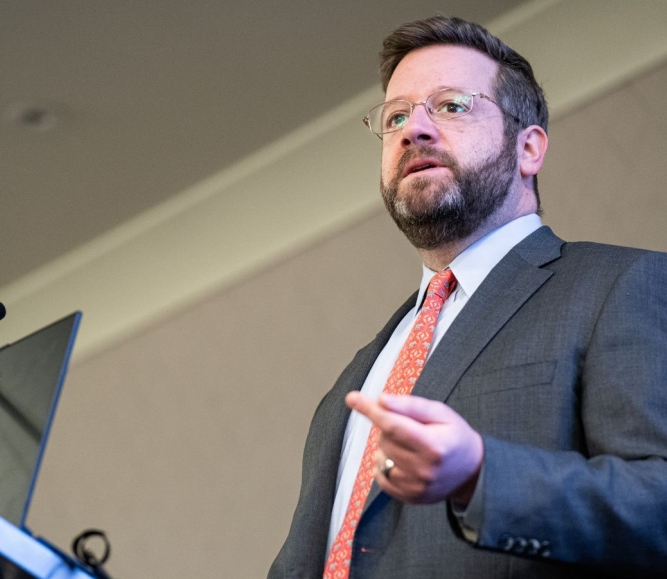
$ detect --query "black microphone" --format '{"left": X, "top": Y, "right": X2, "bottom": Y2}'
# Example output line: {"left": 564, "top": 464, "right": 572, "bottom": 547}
{"left": 0, "top": 303, "right": 5, "bottom": 320}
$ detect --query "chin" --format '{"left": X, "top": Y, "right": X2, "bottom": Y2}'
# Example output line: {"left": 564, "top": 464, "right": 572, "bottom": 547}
{"left": 395, "top": 180, "right": 461, "bottom": 216}
{"left": 396, "top": 176, "right": 449, "bottom": 203}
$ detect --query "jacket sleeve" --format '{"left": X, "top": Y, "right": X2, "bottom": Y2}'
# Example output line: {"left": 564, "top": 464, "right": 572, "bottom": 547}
{"left": 474, "top": 250, "right": 667, "bottom": 576}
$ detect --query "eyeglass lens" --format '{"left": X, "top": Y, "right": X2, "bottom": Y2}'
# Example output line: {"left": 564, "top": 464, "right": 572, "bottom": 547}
{"left": 370, "top": 89, "right": 474, "bottom": 135}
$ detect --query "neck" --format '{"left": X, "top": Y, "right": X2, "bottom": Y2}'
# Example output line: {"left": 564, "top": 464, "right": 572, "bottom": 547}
{"left": 417, "top": 199, "right": 537, "bottom": 271}
{"left": 417, "top": 225, "right": 493, "bottom": 271}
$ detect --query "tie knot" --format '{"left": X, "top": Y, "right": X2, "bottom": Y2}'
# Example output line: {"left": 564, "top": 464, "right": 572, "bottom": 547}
{"left": 426, "top": 269, "right": 457, "bottom": 303}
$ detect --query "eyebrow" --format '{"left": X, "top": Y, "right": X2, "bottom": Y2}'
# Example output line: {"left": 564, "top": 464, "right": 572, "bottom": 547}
{"left": 384, "top": 86, "right": 470, "bottom": 102}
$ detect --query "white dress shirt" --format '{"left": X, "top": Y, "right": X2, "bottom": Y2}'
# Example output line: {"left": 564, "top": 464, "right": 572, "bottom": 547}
{"left": 326, "top": 214, "right": 543, "bottom": 554}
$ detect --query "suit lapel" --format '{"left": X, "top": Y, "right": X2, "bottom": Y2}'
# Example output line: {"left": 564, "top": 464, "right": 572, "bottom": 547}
{"left": 313, "top": 293, "right": 418, "bottom": 509}
{"left": 415, "top": 226, "right": 563, "bottom": 402}
{"left": 330, "top": 291, "right": 418, "bottom": 405}
{"left": 364, "top": 226, "right": 563, "bottom": 508}
{"left": 318, "top": 296, "right": 413, "bottom": 446}
{"left": 289, "top": 294, "right": 419, "bottom": 572}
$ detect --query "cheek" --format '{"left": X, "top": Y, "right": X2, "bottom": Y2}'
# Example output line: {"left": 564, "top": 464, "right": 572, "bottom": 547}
{"left": 381, "top": 146, "right": 399, "bottom": 182}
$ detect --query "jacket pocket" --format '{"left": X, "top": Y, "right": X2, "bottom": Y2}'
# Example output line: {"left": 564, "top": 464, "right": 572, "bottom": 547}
{"left": 452, "top": 360, "right": 557, "bottom": 400}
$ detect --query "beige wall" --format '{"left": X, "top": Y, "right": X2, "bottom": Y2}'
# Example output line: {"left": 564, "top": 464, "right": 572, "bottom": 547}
{"left": 541, "top": 61, "right": 667, "bottom": 250}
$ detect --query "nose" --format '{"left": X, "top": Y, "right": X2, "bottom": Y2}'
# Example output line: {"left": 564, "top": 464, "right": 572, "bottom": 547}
{"left": 400, "top": 103, "right": 440, "bottom": 147}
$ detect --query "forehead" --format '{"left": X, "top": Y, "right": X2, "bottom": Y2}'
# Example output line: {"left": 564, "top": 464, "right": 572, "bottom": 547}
{"left": 386, "top": 44, "right": 499, "bottom": 101}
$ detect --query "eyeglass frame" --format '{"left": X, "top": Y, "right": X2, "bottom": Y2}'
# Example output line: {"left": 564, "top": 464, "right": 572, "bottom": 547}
{"left": 362, "top": 87, "right": 521, "bottom": 139}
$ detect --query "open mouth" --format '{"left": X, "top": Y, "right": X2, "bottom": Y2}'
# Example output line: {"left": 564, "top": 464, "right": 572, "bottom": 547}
{"left": 410, "top": 163, "right": 438, "bottom": 174}
{"left": 403, "top": 159, "right": 445, "bottom": 177}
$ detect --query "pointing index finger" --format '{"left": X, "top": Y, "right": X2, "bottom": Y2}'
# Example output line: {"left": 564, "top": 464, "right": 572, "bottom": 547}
{"left": 345, "top": 391, "right": 391, "bottom": 426}
{"left": 346, "top": 391, "right": 425, "bottom": 448}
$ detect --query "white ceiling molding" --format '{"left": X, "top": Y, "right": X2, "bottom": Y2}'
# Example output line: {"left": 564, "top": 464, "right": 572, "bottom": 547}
{"left": 2, "top": 0, "right": 666, "bottom": 360}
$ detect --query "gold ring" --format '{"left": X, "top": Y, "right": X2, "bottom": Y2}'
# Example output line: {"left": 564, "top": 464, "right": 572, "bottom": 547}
{"left": 380, "top": 458, "right": 396, "bottom": 479}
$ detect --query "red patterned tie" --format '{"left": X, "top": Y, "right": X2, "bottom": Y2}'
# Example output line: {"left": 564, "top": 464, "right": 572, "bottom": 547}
{"left": 323, "top": 269, "right": 457, "bottom": 579}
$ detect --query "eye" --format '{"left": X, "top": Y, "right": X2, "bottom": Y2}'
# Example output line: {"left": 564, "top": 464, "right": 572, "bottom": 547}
{"left": 437, "top": 100, "right": 468, "bottom": 114}
{"left": 430, "top": 92, "right": 472, "bottom": 116}
{"left": 379, "top": 101, "right": 411, "bottom": 130}
{"left": 385, "top": 111, "right": 409, "bottom": 129}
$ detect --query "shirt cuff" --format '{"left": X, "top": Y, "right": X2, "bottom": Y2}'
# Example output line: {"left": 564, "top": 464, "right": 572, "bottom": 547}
{"left": 450, "top": 463, "right": 485, "bottom": 543}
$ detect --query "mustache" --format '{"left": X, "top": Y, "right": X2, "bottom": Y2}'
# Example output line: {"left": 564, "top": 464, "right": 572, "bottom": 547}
{"left": 394, "top": 145, "right": 459, "bottom": 179}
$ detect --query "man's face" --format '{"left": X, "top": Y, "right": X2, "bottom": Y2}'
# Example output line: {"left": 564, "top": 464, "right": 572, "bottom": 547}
{"left": 380, "top": 45, "right": 520, "bottom": 249}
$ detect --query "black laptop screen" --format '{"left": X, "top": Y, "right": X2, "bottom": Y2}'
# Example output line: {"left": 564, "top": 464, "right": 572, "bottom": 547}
{"left": 0, "top": 312, "right": 81, "bottom": 528}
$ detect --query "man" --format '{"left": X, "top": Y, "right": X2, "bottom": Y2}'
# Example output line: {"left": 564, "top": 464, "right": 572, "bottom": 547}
{"left": 269, "top": 15, "right": 667, "bottom": 579}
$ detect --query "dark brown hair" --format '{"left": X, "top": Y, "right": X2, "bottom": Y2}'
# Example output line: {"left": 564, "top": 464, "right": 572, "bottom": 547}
{"left": 380, "top": 16, "right": 548, "bottom": 201}
{"left": 380, "top": 16, "right": 548, "bottom": 133}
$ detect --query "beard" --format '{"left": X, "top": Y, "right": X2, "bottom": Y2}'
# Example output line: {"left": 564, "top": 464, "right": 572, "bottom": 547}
{"left": 380, "top": 139, "right": 518, "bottom": 249}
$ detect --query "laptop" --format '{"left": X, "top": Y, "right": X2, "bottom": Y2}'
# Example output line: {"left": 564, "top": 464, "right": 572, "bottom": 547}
{"left": 0, "top": 312, "right": 82, "bottom": 529}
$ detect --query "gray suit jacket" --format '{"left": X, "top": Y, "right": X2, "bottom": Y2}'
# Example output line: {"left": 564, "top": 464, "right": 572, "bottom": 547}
{"left": 268, "top": 227, "right": 667, "bottom": 578}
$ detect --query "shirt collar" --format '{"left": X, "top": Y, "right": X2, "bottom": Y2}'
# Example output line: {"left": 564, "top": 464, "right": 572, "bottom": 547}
{"left": 414, "top": 214, "right": 543, "bottom": 314}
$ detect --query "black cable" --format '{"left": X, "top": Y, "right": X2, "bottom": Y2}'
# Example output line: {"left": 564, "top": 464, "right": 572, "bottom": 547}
{"left": 71, "top": 529, "right": 114, "bottom": 579}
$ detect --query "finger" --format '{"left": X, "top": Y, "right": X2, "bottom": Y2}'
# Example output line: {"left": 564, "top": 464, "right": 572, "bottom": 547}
{"left": 374, "top": 447, "right": 391, "bottom": 473}
{"left": 346, "top": 392, "right": 427, "bottom": 450}
{"left": 373, "top": 450, "right": 401, "bottom": 487}
{"left": 375, "top": 452, "right": 396, "bottom": 479}
{"left": 379, "top": 394, "right": 459, "bottom": 425}
{"left": 345, "top": 391, "right": 398, "bottom": 431}
{"left": 376, "top": 434, "right": 419, "bottom": 467}
{"left": 372, "top": 458, "right": 427, "bottom": 504}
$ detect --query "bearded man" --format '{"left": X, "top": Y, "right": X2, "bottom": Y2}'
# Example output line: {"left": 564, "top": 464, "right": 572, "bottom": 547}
{"left": 269, "top": 15, "right": 667, "bottom": 579}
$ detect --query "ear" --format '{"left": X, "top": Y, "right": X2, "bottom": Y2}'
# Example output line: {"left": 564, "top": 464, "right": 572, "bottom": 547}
{"left": 517, "top": 125, "right": 548, "bottom": 179}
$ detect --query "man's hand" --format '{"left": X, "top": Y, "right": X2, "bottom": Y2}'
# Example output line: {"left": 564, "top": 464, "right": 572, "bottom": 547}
{"left": 346, "top": 391, "right": 484, "bottom": 506}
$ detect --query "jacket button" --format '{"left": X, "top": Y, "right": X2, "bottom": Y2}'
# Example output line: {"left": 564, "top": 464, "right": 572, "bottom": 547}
{"left": 513, "top": 537, "right": 528, "bottom": 554}
{"left": 498, "top": 534, "right": 515, "bottom": 551}
{"left": 526, "top": 539, "right": 541, "bottom": 556}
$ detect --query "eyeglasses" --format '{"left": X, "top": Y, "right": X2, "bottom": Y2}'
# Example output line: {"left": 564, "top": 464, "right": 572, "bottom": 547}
{"left": 362, "top": 87, "right": 520, "bottom": 138}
